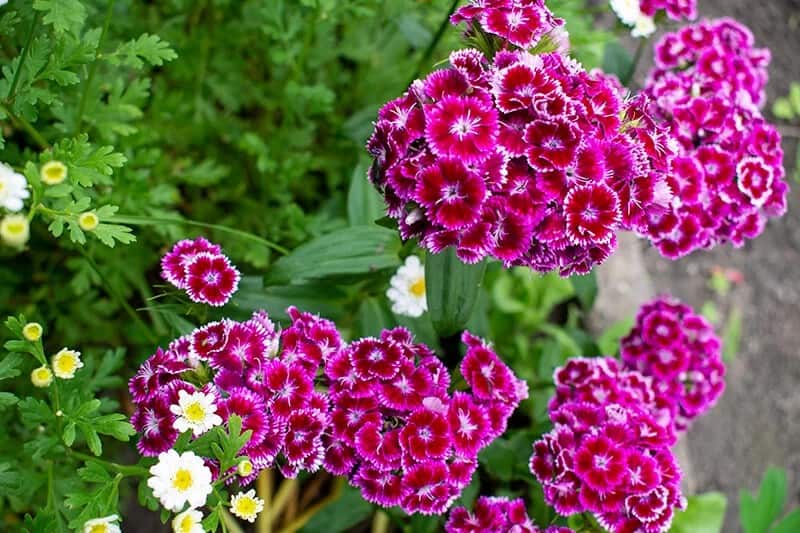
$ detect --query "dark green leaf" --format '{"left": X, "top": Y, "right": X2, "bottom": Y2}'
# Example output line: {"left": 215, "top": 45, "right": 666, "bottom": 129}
{"left": 347, "top": 161, "right": 384, "bottom": 226}
{"left": 740, "top": 466, "right": 787, "bottom": 533}
{"left": 299, "top": 485, "right": 373, "bottom": 533}
{"left": 425, "top": 247, "right": 487, "bottom": 337}
{"left": 570, "top": 271, "right": 597, "bottom": 310}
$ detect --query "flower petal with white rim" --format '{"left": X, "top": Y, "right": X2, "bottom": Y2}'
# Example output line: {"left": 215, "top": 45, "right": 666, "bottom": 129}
{"left": 83, "top": 515, "right": 121, "bottom": 533}
{"left": 386, "top": 255, "right": 428, "bottom": 318}
{"left": 170, "top": 389, "right": 222, "bottom": 436}
{"left": 147, "top": 450, "right": 213, "bottom": 512}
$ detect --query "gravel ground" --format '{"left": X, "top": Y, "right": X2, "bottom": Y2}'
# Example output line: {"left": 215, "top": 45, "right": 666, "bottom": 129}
{"left": 628, "top": 0, "right": 800, "bottom": 528}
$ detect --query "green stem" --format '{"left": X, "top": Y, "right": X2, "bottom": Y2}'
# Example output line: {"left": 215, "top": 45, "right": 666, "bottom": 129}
{"left": 408, "top": 0, "right": 459, "bottom": 84}
{"left": 623, "top": 37, "right": 648, "bottom": 86}
{"left": 2, "top": 103, "right": 50, "bottom": 149}
{"left": 264, "top": 478, "right": 299, "bottom": 525}
{"left": 110, "top": 214, "right": 290, "bottom": 255}
{"left": 276, "top": 477, "right": 344, "bottom": 533}
{"left": 220, "top": 508, "right": 244, "bottom": 533}
{"left": 67, "top": 449, "right": 149, "bottom": 477}
{"left": 74, "top": 0, "right": 117, "bottom": 135}
{"left": 6, "top": 10, "right": 41, "bottom": 101}
{"left": 371, "top": 510, "right": 390, "bottom": 533}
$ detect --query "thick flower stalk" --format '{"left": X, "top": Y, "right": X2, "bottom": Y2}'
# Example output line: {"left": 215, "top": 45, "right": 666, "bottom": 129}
{"left": 530, "top": 358, "right": 684, "bottom": 533}
{"left": 323, "top": 330, "right": 528, "bottom": 515}
{"left": 446, "top": 496, "right": 574, "bottom": 532}
{"left": 620, "top": 295, "right": 725, "bottom": 430}
{"left": 642, "top": 19, "right": 787, "bottom": 258}
{"left": 368, "top": 46, "right": 674, "bottom": 276}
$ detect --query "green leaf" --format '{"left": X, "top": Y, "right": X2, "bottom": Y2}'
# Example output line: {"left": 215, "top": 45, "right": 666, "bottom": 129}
{"left": 356, "top": 297, "right": 395, "bottom": 337}
{"left": 570, "top": 270, "right": 597, "bottom": 310}
{"left": 108, "top": 34, "right": 178, "bottom": 69}
{"left": 671, "top": 492, "right": 727, "bottom": 533}
{"left": 722, "top": 307, "right": 742, "bottom": 362}
{"left": 347, "top": 161, "right": 384, "bottom": 226}
{"left": 789, "top": 83, "right": 800, "bottom": 115}
{"left": 299, "top": 485, "right": 372, "bottom": 533}
{"left": 0, "top": 392, "right": 17, "bottom": 409}
{"left": 772, "top": 98, "right": 795, "bottom": 121}
{"left": 265, "top": 226, "right": 400, "bottom": 286}
{"left": 63, "top": 422, "right": 76, "bottom": 447}
{"left": 230, "top": 277, "right": 347, "bottom": 321}
{"left": 425, "top": 247, "right": 487, "bottom": 337}
{"left": 0, "top": 353, "right": 22, "bottom": 380}
{"left": 740, "top": 466, "right": 787, "bottom": 533}
{"left": 772, "top": 509, "right": 800, "bottom": 533}
{"left": 602, "top": 41, "right": 633, "bottom": 83}
{"left": 597, "top": 317, "right": 635, "bottom": 356}
{"left": 33, "top": 0, "right": 87, "bottom": 34}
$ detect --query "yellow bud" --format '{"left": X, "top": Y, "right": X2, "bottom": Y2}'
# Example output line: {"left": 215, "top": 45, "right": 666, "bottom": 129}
{"left": 40, "top": 160, "right": 68, "bottom": 185}
{"left": 78, "top": 211, "right": 99, "bottom": 231}
{"left": 237, "top": 458, "right": 253, "bottom": 477}
{"left": 30, "top": 366, "right": 53, "bottom": 388}
{"left": 0, "top": 214, "right": 29, "bottom": 247}
{"left": 22, "top": 322, "right": 43, "bottom": 342}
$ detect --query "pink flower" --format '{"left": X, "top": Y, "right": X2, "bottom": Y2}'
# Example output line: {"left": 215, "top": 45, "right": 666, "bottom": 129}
{"left": 425, "top": 95, "right": 499, "bottom": 164}
{"left": 400, "top": 409, "right": 451, "bottom": 462}
{"left": 451, "top": 0, "right": 564, "bottom": 50}
{"left": 415, "top": 159, "right": 487, "bottom": 230}
{"left": 185, "top": 252, "right": 240, "bottom": 307}
{"left": 563, "top": 184, "right": 620, "bottom": 246}
{"left": 160, "top": 237, "right": 221, "bottom": 289}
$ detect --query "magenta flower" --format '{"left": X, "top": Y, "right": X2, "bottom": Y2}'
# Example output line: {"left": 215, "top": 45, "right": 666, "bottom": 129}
{"left": 451, "top": 0, "right": 564, "bottom": 50}
{"left": 160, "top": 237, "right": 240, "bottom": 306}
{"left": 446, "top": 496, "right": 568, "bottom": 533}
{"left": 160, "top": 237, "right": 221, "bottom": 289}
{"left": 425, "top": 95, "right": 499, "bottom": 164}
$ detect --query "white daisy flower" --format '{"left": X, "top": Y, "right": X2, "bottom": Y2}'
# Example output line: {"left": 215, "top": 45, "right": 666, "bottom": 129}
{"left": 147, "top": 450, "right": 213, "bottom": 512}
{"left": 610, "top": 0, "right": 656, "bottom": 37}
{"left": 30, "top": 366, "right": 53, "bottom": 388}
{"left": 172, "top": 509, "right": 203, "bottom": 533}
{"left": 170, "top": 389, "right": 222, "bottom": 436}
{"left": 51, "top": 348, "right": 83, "bottom": 379}
{"left": 83, "top": 515, "right": 121, "bottom": 533}
{"left": 0, "top": 162, "right": 30, "bottom": 212}
{"left": 632, "top": 14, "right": 656, "bottom": 38}
{"left": 386, "top": 255, "right": 427, "bottom": 318}
{"left": 230, "top": 489, "right": 264, "bottom": 523}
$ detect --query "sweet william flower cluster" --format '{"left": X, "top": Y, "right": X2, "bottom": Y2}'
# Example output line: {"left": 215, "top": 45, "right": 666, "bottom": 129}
{"left": 324, "top": 330, "right": 527, "bottom": 515}
{"left": 446, "top": 496, "right": 574, "bottom": 533}
{"left": 642, "top": 19, "right": 787, "bottom": 258}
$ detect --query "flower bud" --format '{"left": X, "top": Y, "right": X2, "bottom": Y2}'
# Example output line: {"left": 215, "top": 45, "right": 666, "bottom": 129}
{"left": 30, "top": 366, "right": 53, "bottom": 388}
{"left": 22, "top": 322, "right": 43, "bottom": 342}
{"left": 78, "top": 211, "right": 99, "bottom": 231}
{"left": 237, "top": 458, "right": 253, "bottom": 477}
{"left": 40, "top": 160, "right": 68, "bottom": 185}
{"left": 0, "top": 214, "right": 29, "bottom": 247}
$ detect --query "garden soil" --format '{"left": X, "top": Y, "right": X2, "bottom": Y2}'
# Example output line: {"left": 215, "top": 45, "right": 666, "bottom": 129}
{"left": 631, "top": 0, "right": 800, "bottom": 528}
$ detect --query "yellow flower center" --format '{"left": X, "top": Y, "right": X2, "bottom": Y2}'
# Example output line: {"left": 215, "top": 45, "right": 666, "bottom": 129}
{"left": 79, "top": 212, "right": 99, "bottom": 231}
{"left": 89, "top": 525, "right": 108, "bottom": 533}
{"left": 237, "top": 459, "right": 253, "bottom": 477}
{"left": 43, "top": 162, "right": 67, "bottom": 184}
{"left": 409, "top": 277, "right": 426, "bottom": 298}
{"left": 0, "top": 181, "right": 4, "bottom": 192}
{"left": 55, "top": 354, "right": 77, "bottom": 374}
{"left": 184, "top": 402, "right": 206, "bottom": 423}
{"left": 234, "top": 496, "right": 258, "bottom": 516}
{"left": 178, "top": 514, "right": 195, "bottom": 533}
{"left": 23, "top": 322, "right": 43, "bottom": 341}
{"left": 5, "top": 221, "right": 26, "bottom": 235}
{"left": 33, "top": 368, "right": 51, "bottom": 381}
{"left": 172, "top": 468, "right": 193, "bottom": 492}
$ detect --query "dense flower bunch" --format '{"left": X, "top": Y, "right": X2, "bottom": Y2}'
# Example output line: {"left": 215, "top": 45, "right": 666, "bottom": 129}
{"left": 446, "top": 496, "right": 574, "bottom": 533}
{"left": 368, "top": 45, "right": 675, "bottom": 276}
{"left": 530, "top": 357, "right": 684, "bottom": 533}
{"left": 450, "top": 0, "right": 564, "bottom": 50}
{"left": 161, "top": 237, "right": 241, "bottom": 306}
{"left": 621, "top": 296, "right": 725, "bottom": 430}
{"left": 642, "top": 19, "right": 787, "bottom": 258}
{"left": 323, "top": 330, "right": 528, "bottom": 515}
{"left": 610, "top": 0, "right": 697, "bottom": 37}
{"left": 130, "top": 307, "right": 342, "bottom": 481}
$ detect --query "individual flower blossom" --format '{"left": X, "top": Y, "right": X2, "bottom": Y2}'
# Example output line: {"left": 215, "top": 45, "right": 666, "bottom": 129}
{"left": 172, "top": 509, "right": 203, "bottom": 533}
{"left": 22, "top": 322, "right": 43, "bottom": 341}
{"left": 40, "top": 160, "right": 68, "bottom": 185}
{"left": 170, "top": 389, "right": 223, "bottom": 436}
{"left": 78, "top": 211, "right": 99, "bottom": 231}
{"left": 530, "top": 357, "right": 685, "bottom": 533}
{"left": 184, "top": 252, "right": 240, "bottom": 307}
{"left": 0, "top": 214, "right": 30, "bottom": 247}
{"left": 83, "top": 515, "right": 121, "bottom": 533}
{"left": 230, "top": 489, "right": 264, "bottom": 522}
{"left": 367, "top": 44, "right": 671, "bottom": 276}
{"left": 446, "top": 496, "right": 570, "bottom": 533}
{"left": 0, "top": 162, "right": 29, "bottom": 212}
{"left": 327, "top": 329, "right": 526, "bottom": 515}
{"left": 30, "top": 366, "right": 53, "bottom": 388}
{"left": 620, "top": 295, "right": 725, "bottom": 429}
{"left": 642, "top": 19, "right": 786, "bottom": 257}
{"left": 387, "top": 255, "right": 428, "bottom": 317}
{"left": 51, "top": 348, "right": 83, "bottom": 379}
{"left": 147, "top": 450, "right": 213, "bottom": 512}
{"left": 451, "top": 0, "right": 565, "bottom": 50}
{"left": 160, "top": 237, "right": 223, "bottom": 288}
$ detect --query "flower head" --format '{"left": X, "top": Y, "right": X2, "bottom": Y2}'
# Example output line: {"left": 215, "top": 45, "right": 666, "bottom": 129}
{"left": 41, "top": 160, "right": 68, "bottom": 185}
{"left": 387, "top": 256, "right": 428, "bottom": 317}
{"left": 230, "top": 489, "right": 264, "bottom": 523}
{"left": 31, "top": 366, "right": 53, "bottom": 388}
{"left": 83, "top": 515, "right": 121, "bottom": 533}
{"left": 0, "top": 162, "right": 29, "bottom": 212}
{"left": 170, "top": 389, "right": 222, "bottom": 436}
{"left": 172, "top": 509, "right": 203, "bottom": 533}
{"left": 51, "top": 348, "right": 83, "bottom": 379}
{"left": 22, "top": 322, "right": 43, "bottom": 341}
{"left": 147, "top": 450, "right": 213, "bottom": 512}
{"left": 78, "top": 211, "right": 100, "bottom": 231}
{"left": 0, "top": 214, "right": 30, "bottom": 247}
{"left": 185, "top": 252, "right": 240, "bottom": 307}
